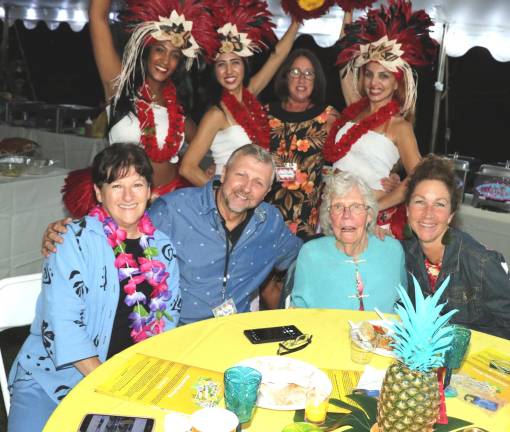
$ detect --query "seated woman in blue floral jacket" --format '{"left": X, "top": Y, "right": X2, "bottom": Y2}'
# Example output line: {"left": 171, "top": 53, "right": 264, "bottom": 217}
{"left": 403, "top": 155, "right": 510, "bottom": 339}
{"left": 8, "top": 144, "right": 181, "bottom": 431}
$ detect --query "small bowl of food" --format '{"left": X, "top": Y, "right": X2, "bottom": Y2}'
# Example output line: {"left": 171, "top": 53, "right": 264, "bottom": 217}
{"left": 0, "top": 155, "right": 31, "bottom": 177}
{"left": 26, "top": 158, "right": 59, "bottom": 175}
{"left": 355, "top": 320, "right": 396, "bottom": 357}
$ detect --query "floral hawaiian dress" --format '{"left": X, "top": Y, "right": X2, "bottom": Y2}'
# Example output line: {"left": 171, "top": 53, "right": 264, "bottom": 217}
{"left": 266, "top": 102, "right": 334, "bottom": 240}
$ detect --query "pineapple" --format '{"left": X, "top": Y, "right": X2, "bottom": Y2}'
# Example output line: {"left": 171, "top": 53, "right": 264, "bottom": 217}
{"left": 376, "top": 276, "right": 457, "bottom": 432}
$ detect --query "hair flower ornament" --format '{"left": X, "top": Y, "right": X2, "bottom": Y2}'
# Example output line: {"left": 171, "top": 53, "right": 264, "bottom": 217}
{"left": 210, "top": 0, "right": 276, "bottom": 58}
{"left": 337, "top": 0, "right": 438, "bottom": 118}
{"left": 114, "top": 0, "right": 218, "bottom": 104}
{"left": 217, "top": 23, "right": 254, "bottom": 57}
{"left": 151, "top": 11, "right": 198, "bottom": 57}
{"left": 354, "top": 35, "right": 407, "bottom": 72}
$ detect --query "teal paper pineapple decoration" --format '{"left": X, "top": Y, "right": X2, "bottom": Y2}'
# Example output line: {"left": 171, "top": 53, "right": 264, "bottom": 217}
{"left": 376, "top": 276, "right": 457, "bottom": 432}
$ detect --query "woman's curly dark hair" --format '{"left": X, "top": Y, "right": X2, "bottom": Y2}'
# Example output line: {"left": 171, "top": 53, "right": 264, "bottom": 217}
{"left": 405, "top": 154, "right": 462, "bottom": 213}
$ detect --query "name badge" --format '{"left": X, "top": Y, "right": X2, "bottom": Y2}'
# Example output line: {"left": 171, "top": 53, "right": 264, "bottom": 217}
{"left": 275, "top": 163, "right": 297, "bottom": 182}
{"left": 212, "top": 297, "right": 237, "bottom": 317}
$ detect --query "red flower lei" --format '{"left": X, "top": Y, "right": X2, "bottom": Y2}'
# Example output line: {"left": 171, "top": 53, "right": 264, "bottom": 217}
{"left": 89, "top": 205, "right": 171, "bottom": 343}
{"left": 221, "top": 88, "right": 270, "bottom": 150}
{"left": 323, "top": 98, "right": 401, "bottom": 163}
{"left": 136, "top": 81, "right": 185, "bottom": 163}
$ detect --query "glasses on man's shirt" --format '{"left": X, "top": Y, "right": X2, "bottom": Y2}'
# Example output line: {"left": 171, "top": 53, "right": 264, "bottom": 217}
{"left": 288, "top": 67, "right": 316, "bottom": 80}
{"left": 329, "top": 203, "right": 369, "bottom": 215}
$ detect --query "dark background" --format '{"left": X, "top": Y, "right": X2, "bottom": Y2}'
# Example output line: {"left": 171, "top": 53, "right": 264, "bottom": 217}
{"left": 2, "top": 20, "right": 510, "bottom": 163}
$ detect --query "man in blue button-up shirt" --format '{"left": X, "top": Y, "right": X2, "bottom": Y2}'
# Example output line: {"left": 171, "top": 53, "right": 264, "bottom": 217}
{"left": 150, "top": 144, "right": 303, "bottom": 323}
{"left": 43, "top": 145, "right": 302, "bottom": 324}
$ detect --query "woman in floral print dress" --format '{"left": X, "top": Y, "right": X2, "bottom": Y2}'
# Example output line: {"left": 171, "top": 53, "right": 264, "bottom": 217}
{"left": 266, "top": 49, "right": 337, "bottom": 240}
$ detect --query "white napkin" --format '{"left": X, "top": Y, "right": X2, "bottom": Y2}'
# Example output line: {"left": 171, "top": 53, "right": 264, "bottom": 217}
{"left": 356, "top": 366, "right": 387, "bottom": 392}
{"left": 164, "top": 412, "right": 192, "bottom": 432}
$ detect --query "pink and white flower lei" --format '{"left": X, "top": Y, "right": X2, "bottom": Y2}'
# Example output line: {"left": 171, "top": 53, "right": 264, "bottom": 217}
{"left": 89, "top": 205, "right": 171, "bottom": 343}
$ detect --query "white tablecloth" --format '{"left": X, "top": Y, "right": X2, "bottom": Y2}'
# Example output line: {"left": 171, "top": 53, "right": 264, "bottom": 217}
{"left": 0, "top": 124, "right": 107, "bottom": 169}
{"left": 0, "top": 169, "right": 69, "bottom": 278}
{"left": 454, "top": 196, "right": 510, "bottom": 263}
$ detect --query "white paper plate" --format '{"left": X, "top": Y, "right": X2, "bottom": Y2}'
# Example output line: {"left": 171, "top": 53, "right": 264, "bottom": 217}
{"left": 353, "top": 320, "right": 396, "bottom": 358}
{"left": 236, "top": 356, "right": 332, "bottom": 411}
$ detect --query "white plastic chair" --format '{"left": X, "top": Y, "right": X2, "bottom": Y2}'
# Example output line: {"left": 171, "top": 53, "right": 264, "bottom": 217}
{"left": 0, "top": 273, "right": 41, "bottom": 414}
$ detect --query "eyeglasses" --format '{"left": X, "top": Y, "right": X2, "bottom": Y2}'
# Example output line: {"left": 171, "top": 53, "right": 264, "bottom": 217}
{"left": 288, "top": 67, "right": 315, "bottom": 80}
{"left": 329, "top": 203, "right": 369, "bottom": 215}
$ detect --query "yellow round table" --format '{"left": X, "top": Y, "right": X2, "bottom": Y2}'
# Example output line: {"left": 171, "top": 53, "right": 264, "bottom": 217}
{"left": 44, "top": 309, "right": 510, "bottom": 431}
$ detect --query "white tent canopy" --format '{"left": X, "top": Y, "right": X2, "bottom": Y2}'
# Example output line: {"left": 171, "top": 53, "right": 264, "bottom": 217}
{"left": 0, "top": 0, "right": 123, "bottom": 31}
{"left": 268, "top": 0, "right": 510, "bottom": 62}
{"left": 1, "top": 0, "right": 510, "bottom": 61}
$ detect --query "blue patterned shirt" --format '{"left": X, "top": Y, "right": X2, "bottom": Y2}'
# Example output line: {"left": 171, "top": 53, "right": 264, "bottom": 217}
{"left": 9, "top": 216, "right": 180, "bottom": 403}
{"left": 150, "top": 182, "right": 303, "bottom": 324}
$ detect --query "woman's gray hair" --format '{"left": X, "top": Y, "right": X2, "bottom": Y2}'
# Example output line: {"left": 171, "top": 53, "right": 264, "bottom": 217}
{"left": 319, "top": 171, "right": 379, "bottom": 236}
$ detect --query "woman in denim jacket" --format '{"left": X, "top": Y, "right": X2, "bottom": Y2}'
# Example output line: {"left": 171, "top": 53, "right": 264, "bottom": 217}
{"left": 402, "top": 155, "right": 510, "bottom": 339}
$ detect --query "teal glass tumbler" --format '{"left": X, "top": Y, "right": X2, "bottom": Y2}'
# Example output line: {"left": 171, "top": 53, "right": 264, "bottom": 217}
{"left": 444, "top": 325, "right": 471, "bottom": 388}
{"left": 224, "top": 366, "right": 262, "bottom": 424}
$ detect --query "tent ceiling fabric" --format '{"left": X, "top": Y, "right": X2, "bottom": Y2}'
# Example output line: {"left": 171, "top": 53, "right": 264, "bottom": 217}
{"left": 1, "top": 0, "right": 510, "bottom": 61}
{"left": 0, "top": 0, "right": 123, "bottom": 31}
{"left": 268, "top": 0, "right": 510, "bottom": 62}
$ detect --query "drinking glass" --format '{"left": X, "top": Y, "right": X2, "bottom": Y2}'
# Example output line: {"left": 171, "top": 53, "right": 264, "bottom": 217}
{"left": 350, "top": 329, "right": 374, "bottom": 364}
{"left": 224, "top": 366, "right": 262, "bottom": 424}
{"left": 304, "top": 387, "right": 330, "bottom": 425}
{"left": 444, "top": 325, "right": 471, "bottom": 388}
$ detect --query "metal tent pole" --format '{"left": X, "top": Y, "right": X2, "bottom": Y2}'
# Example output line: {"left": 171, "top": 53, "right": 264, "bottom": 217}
{"left": 0, "top": 5, "right": 10, "bottom": 92}
{"left": 430, "top": 22, "right": 448, "bottom": 154}
{"left": 13, "top": 22, "right": 37, "bottom": 100}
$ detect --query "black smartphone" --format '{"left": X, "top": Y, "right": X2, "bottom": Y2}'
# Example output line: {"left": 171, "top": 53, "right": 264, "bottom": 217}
{"left": 79, "top": 414, "right": 155, "bottom": 432}
{"left": 243, "top": 325, "right": 303, "bottom": 344}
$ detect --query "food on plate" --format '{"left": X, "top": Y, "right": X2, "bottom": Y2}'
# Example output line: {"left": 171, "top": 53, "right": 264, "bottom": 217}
{"left": 259, "top": 382, "right": 308, "bottom": 406}
{"left": 257, "top": 362, "right": 313, "bottom": 406}
{"left": 359, "top": 321, "right": 376, "bottom": 341}
{"left": 357, "top": 321, "right": 394, "bottom": 351}
{"left": 238, "top": 356, "right": 332, "bottom": 409}
{"left": 0, "top": 137, "right": 38, "bottom": 155}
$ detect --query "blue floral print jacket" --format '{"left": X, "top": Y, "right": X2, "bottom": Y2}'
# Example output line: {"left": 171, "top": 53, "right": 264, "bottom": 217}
{"left": 9, "top": 216, "right": 181, "bottom": 403}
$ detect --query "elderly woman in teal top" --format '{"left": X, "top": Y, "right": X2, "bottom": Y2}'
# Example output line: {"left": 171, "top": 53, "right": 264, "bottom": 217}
{"left": 291, "top": 172, "right": 406, "bottom": 312}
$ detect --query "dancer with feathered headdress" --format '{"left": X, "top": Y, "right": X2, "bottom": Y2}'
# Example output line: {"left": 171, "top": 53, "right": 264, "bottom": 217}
{"left": 62, "top": 0, "right": 218, "bottom": 218}
{"left": 179, "top": 0, "right": 300, "bottom": 186}
{"left": 93, "top": 0, "right": 217, "bottom": 193}
{"left": 323, "top": 0, "right": 438, "bottom": 239}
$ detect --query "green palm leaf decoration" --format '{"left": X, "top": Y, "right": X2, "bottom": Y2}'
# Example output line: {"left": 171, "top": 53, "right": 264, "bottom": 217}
{"left": 292, "top": 395, "right": 472, "bottom": 431}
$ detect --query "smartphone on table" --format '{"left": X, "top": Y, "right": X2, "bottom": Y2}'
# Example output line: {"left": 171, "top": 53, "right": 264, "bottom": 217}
{"left": 79, "top": 413, "right": 154, "bottom": 432}
{"left": 243, "top": 325, "right": 303, "bottom": 344}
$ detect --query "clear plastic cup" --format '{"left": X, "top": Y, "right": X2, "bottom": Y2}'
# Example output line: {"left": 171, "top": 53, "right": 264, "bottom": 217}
{"left": 350, "top": 329, "right": 374, "bottom": 364}
{"left": 304, "top": 387, "right": 330, "bottom": 425}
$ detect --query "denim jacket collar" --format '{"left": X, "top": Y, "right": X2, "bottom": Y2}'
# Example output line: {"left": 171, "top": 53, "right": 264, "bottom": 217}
{"left": 440, "top": 229, "right": 463, "bottom": 274}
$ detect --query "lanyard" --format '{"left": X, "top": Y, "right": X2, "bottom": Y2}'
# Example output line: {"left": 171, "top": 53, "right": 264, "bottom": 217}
{"left": 222, "top": 233, "right": 232, "bottom": 300}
